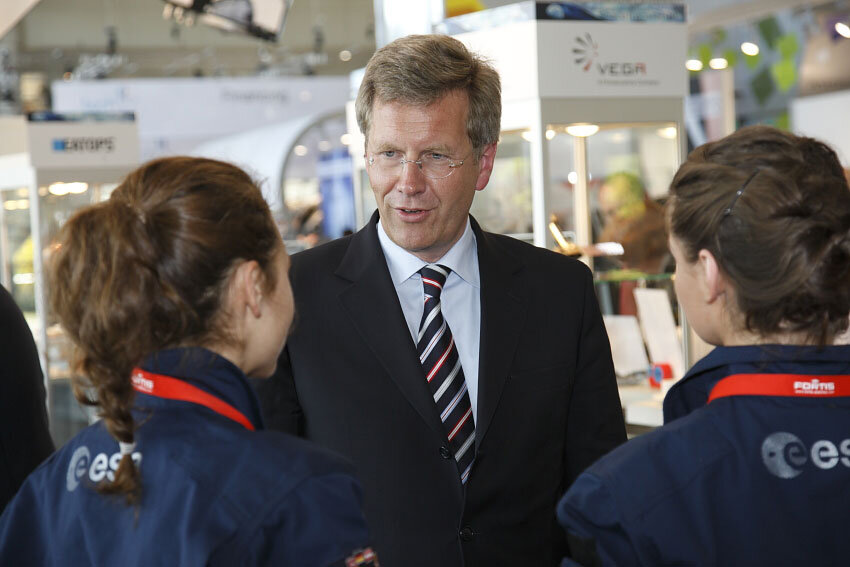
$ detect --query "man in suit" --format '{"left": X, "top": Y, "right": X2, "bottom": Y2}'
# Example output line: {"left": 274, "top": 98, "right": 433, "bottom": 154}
{"left": 255, "top": 34, "right": 626, "bottom": 566}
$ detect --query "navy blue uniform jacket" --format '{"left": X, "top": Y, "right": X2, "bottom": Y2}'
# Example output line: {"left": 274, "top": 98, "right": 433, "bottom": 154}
{"left": 558, "top": 345, "right": 850, "bottom": 566}
{"left": 0, "top": 348, "right": 372, "bottom": 566}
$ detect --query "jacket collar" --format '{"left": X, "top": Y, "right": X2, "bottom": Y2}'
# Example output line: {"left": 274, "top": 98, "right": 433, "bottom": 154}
{"left": 664, "top": 344, "right": 850, "bottom": 422}
{"left": 137, "top": 347, "right": 265, "bottom": 430}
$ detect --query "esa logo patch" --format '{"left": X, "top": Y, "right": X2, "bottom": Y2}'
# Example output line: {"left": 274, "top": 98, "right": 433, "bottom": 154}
{"left": 66, "top": 445, "right": 143, "bottom": 492}
{"left": 761, "top": 432, "right": 850, "bottom": 479}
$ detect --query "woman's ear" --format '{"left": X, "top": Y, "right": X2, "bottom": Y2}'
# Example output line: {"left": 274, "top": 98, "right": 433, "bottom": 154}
{"left": 697, "top": 249, "right": 726, "bottom": 303}
{"left": 231, "top": 260, "right": 264, "bottom": 318}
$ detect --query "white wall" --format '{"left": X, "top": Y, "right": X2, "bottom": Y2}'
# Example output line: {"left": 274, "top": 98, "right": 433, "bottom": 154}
{"left": 791, "top": 90, "right": 850, "bottom": 166}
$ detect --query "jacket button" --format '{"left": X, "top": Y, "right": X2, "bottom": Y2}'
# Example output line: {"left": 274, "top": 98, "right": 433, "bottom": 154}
{"left": 439, "top": 445, "right": 451, "bottom": 459}
{"left": 459, "top": 526, "right": 474, "bottom": 541}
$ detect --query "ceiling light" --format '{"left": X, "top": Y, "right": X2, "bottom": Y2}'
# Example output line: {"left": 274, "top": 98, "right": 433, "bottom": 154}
{"left": 293, "top": 145, "right": 308, "bottom": 156}
{"left": 340, "top": 133, "right": 353, "bottom": 146}
{"left": 520, "top": 130, "right": 534, "bottom": 142}
{"left": 836, "top": 22, "right": 850, "bottom": 39}
{"left": 545, "top": 129, "right": 556, "bottom": 140}
{"left": 657, "top": 126, "right": 677, "bottom": 139}
{"left": 740, "top": 42, "right": 759, "bottom": 56}
{"left": 565, "top": 124, "right": 599, "bottom": 137}
{"left": 709, "top": 57, "right": 729, "bottom": 70}
{"left": 685, "top": 59, "right": 703, "bottom": 71}
{"left": 567, "top": 171, "right": 578, "bottom": 184}
{"left": 48, "top": 182, "right": 87, "bottom": 196}
{"left": 339, "top": 50, "right": 352, "bottom": 62}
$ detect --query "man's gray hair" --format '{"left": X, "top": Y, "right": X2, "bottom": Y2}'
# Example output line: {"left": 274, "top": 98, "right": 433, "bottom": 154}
{"left": 355, "top": 34, "right": 501, "bottom": 158}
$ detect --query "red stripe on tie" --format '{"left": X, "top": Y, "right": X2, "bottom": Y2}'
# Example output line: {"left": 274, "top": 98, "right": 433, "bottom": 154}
{"left": 426, "top": 337, "right": 453, "bottom": 382}
{"left": 422, "top": 277, "right": 442, "bottom": 290}
{"left": 448, "top": 407, "right": 472, "bottom": 441}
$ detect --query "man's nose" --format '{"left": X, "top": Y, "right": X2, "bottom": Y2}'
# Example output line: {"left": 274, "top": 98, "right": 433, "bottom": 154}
{"left": 397, "top": 158, "right": 426, "bottom": 194}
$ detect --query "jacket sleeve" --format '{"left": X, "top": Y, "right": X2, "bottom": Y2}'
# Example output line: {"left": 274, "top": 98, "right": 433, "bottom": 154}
{"left": 250, "top": 345, "right": 304, "bottom": 435}
{"left": 557, "top": 472, "right": 641, "bottom": 567}
{"left": 0, "top": 284, "right": 55, "bottom": 513}
{"left": 242, "top": 471, "right": 376, "bottom": 567}
{"left": 563, "top": 268, "right": 627, "bottom": 488}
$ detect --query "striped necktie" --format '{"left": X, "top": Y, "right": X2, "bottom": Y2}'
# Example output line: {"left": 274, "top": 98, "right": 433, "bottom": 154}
{"left": 417, "top": 264, "right": 475, "bottom": 484}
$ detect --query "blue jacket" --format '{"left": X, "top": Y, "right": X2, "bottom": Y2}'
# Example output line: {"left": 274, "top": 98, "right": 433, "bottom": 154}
{"left": 0, "top": 348, "right": 374, "bottom": 566}
{"left": 558, "top": 345, "right": 850, "bottom": 566}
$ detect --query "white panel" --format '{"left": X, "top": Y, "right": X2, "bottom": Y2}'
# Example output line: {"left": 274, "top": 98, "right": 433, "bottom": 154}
{"left": 453, "top": 20, "right": 539, "bottom": 103}
{"left": 52, "top": 76, "right": 349, "bottom": 161}
{"left": 791, "top": 91, "right": 850, "bottom": 166}
{"left": 537, "top": 21, "right": 687, "bottom": 98}
{"left": 27, "top": 121, "right": 139, "bottom": 169}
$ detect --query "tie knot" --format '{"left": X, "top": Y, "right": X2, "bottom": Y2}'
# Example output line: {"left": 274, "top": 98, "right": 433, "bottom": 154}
{"left": 419, "top": 264, "right": 450, "bottom": 297}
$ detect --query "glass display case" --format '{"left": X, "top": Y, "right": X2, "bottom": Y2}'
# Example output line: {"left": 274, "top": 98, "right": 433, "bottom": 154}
{"left": 0, "top": 113, "right": 139, "bottom": 446}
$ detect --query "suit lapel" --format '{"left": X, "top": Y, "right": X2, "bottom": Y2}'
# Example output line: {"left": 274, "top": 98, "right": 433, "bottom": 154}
{"left": 335, "top": 212, "right": 446, "bottom": 439}
{"left": 473, "top": 219, "right": 527, "bottom": 451}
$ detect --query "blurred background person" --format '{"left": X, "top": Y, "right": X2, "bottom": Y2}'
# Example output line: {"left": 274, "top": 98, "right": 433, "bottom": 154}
{"left": 0, "top": 283, "right": 54, "bottom": 514}
{"left": 558, "top": 126, "right": 850, "bottom": 566}
{"left": 0, "top": 157, "right": 376, "bottom": 566}
{"left": 597, "top": 171, "right": 669, "bottom": 315}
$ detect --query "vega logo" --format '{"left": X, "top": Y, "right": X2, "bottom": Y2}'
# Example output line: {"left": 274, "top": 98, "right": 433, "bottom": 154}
{"left": 572, "top": 33, "right": 647, "bottom": 76}
{"left": 761, "top": 432, "right": 850, "bottom": 479}
{"left": 66, "top": 445, "right": 143, "bottom": 492}
{"left": 572, "top": 33, "right": 599, "bottom": 72}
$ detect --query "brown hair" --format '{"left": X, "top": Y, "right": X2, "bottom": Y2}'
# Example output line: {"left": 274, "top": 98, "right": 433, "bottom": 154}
{"left": 49, "top": 157, "right": 281, "bottom": 505}
{"left": 668, "top": 125, "right": 850, "bottom": 345}
{"left": 355, "top": 34, "right": 501, "bottom": 158}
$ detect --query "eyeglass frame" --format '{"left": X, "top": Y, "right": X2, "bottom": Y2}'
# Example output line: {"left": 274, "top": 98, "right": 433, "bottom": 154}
{"left": 364, "top": 150, "right": 469, "bottom": 180}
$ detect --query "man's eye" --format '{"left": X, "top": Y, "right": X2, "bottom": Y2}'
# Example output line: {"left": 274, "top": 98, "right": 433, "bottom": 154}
{"left": 428, "top": 153, "right": 447, "bottom": 161}
{"left": 380, "top": 151, "right": 397, "bottom": 158}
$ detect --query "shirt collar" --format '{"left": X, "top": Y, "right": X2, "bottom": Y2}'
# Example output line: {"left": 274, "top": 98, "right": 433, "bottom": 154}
{"left": 376, "top": 216, "right": 479, "bottom": 287}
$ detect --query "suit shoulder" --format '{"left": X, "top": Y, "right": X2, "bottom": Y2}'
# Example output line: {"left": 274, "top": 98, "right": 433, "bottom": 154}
{"left": 481, "top": 231, "right": 591, "bottom": 277}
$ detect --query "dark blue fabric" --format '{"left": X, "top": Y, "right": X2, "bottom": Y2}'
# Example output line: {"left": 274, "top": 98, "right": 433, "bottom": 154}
{"left": 0, "top": 347, "right": 371, "bottom": 566}
{"left": 559, "top": 345, "right": 850, "bottom": 566}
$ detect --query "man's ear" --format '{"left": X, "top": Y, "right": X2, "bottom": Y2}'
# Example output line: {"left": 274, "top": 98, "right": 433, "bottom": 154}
{"left": 697, "top": 249, "right": 726, "bottom": 303}
{"left": 232, "top": 260, "right": 264, "bottom": 318}
{"left": 474, "top": 142, "right": 498, "bottom": 192}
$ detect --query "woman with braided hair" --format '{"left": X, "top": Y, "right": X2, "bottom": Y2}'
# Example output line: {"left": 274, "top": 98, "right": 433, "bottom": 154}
{"left": 558, "top": 126, "right": 850, "bottom": 566}
{"left": 0, "top": 157, "right": 376, "bottom": 566}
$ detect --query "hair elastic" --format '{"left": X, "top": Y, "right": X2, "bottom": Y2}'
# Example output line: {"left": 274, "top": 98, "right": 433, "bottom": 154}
{"left": 723, "top": 168, "right": 760, "bottom": 217}
{"left": 119, "top": 441, "right": 136, "bottom": 456}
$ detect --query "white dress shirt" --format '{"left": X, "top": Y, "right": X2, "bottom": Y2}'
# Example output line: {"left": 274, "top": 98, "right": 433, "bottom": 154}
{"left": 376, "top": 218, "right": 481, "bottom": 423}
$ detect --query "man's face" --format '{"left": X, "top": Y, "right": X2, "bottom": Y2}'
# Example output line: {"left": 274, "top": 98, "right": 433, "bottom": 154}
{"left": 365, "top": 90, "right": 496, "bottom": 263}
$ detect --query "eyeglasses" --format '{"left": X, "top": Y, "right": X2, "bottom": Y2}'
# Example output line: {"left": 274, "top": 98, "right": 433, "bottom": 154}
{"left": 366, "top": 151, "right": 467, "bottom": 180}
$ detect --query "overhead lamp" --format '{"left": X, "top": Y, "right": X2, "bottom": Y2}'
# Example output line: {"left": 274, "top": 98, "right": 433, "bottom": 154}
{"left": 567, "top": 171, "right": 578, "bottom": 184}
{"left": 49, "top": 182, "right": 88, "bottom": 196}
{"left": 545, "top": 129, "right": 556, "bottom": 140}
{"left": 293, "top": 144, "right": 308, "bottom": 156}
{"left": 521, "top": 130, "right": 534, "bottom": 142}
{"left": 339, "top": 50, "right": 352, "bottom": 62}
{"left": 836, "top": 22, "right": 850, "bottom": 39}
{"left": 340, "top": 133, "right": 353, "bottom": 146}
{"left": 685, "top": 59, "right": 703, "bottom": 71}
{"left": 741, "top": 42, "right": 759, "bottom": 56}
{"left": 709, "top": 57, "right": 729, "bottom": 70}
{"left": 565, "top": 124, "right": 599, "bottom": 137}
{"left": 657, "top": 126, "right": 677, "bottom": 139}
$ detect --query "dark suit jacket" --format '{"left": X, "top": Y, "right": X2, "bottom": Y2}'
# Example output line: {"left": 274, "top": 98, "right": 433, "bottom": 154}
{"left": 255, "top": 213, "right": 626, "bottom": 566}
{"left": 0, "top": 284, "right": 54, "bottom": 513}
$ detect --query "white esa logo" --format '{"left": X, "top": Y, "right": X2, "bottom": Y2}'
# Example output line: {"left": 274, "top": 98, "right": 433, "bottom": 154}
{"left": 761, "top": 432, "right": 850, "bottom": 479}
{"left": 66, "top": 445, "right": 143, "bottom": 492}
